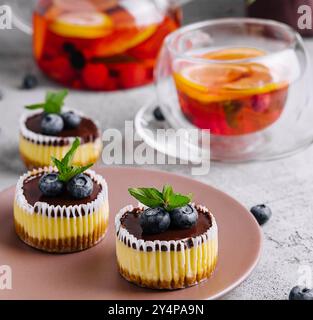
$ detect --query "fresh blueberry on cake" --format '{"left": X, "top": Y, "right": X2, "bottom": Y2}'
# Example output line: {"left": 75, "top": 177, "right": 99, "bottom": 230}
{"left": 14, "top": 138, "right": 109, "bottom": 253}
{"left": 115, "top": 185, "right": 218, "bottom": 290}
{"left": 19, "top": 89, "right": 102, "bottom": 169}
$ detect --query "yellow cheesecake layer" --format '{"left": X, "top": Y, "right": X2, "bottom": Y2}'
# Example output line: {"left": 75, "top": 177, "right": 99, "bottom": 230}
{"left": 14, "top": 200, "right": 109, "bottom": 253}
{"left": 116, "top": 237, "right": 218, "bottom": 289}
{"left": 19, "top": 135, "right": 103, "bottom": 169}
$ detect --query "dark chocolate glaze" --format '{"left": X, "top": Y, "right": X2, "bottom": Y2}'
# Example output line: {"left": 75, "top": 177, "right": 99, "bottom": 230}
{"left": 120, "top": 207, "right": 212, "bottom": 245}
{"left": 25, "top": 112, "right": 99, "bottom": 144}
{"left": 22, "top": 173, "right": 102, "bottom": 216}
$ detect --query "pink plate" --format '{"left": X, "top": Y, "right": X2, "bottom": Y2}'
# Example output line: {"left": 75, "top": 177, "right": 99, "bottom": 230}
{"left": 0, "top": 167, "right": 262, "bottom": 300}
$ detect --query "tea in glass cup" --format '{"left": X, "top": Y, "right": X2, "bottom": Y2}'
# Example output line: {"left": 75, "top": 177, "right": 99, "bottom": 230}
{"left": 155, "top": 19, "right": 312, "bottom": 161}
{"left": 173, "top": 47, "right": 289, "bottom": 135}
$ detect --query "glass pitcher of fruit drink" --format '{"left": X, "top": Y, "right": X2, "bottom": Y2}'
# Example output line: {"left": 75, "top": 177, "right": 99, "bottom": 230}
{"left": 10, "top": 0, "right": 191, "bottom": 90}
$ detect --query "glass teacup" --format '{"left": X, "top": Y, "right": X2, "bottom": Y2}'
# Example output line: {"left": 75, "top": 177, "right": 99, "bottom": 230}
{"left": 155, "top": 18, "right": 313, "bottom": 161}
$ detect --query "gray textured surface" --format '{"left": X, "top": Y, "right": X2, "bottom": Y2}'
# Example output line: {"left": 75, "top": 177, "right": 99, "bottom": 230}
{"left": 1, "top": 0, "right": 313, "bottom": 300}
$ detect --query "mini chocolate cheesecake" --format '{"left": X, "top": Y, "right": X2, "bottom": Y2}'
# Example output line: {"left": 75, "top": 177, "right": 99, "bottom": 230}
{"left": 24, "top": 112, "right": 99, "bottom": 145}
{"left": 19, "top": 90, "right": 102, "bottom": 169}
{"left": 14, "top": 139, "right": 109, "bottom": 253}
{"left": 115, "top": 186, "right": 218, "bottom": 290}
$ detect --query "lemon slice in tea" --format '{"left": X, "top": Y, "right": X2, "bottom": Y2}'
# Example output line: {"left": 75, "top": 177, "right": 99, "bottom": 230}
{"left": 49, "top": 12, "right": 113, "bottom": 39}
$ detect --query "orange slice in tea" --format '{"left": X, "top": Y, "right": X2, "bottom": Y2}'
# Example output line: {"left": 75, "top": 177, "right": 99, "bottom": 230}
{"left": 174, "top": 48, "right": 286, "bottom": 102}
{"left": 176, "top": 64, "right": 250, "bottom": 93}
{"left": 222, "top": 63, "right": 282, "bottom": 95}
{"left": 93, "top": 25, "right": 158, "bottom": 57}
{"left": 49, "top": 12, "right": 113, "bottom": 39}
{"left": 203, "top": 47, "right": 266, "bottom": 61}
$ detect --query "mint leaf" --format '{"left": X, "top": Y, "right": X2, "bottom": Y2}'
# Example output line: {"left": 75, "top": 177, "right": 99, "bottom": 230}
{"left": 25, "top": 89, "right": 68, "bottom": 114}
{"left": 62, "top": 138, "right": 80, "bottom": 168}
{"left": 162, "top": 185, "right": 173, "bottom": 204}
{"left": 45, "top": 89, "right": 68, "bottom": 114}
{"left": 166, "top": 193, "right": 192, "bottom": 211}
{"left": 51, "top": 157, "right": 64, "bottom": 173}
{"left": 25, "top": 103, "right": 46, "bottom": 110}
{"left": 128, "top": 188, "right": 164, "bottom": 208}
{"left": 128, "top": 185, "right": 193, "bottom": 211}
{"left": 58, "top": 164, "right": 93, "bottom": 182}
{"left": 51, "top": 138, "right": 94, "bottom": 183}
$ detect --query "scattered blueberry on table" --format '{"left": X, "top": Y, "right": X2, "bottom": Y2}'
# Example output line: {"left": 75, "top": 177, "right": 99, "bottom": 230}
{"left": 289, "top": 286, "right": 313, "bottom": 300}
{"left": 22, "top": 74, "right": 38, "bottom": 89}
{"left": 250, "top": 204, "right": 272, "bottom": 226}
{"left": 153, "top": 106, "right": 165, "bottom": 121}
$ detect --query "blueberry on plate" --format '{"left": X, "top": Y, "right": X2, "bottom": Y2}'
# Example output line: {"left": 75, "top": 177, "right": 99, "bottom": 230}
{"left": 67, "top": 174, "right": 93, "bottom": 199}
{"left": 39, "top": 173, "right": 64, "bottom": 197}
{"left": 170, "top": 204, "right": 198, "bottom": 229}
{"left": 41, "top": 114, "right": 64, "bottom": 135}
{"left": 140, "top": 207, "right": 170, "bottom": 234}
{"left": 289, "top": 286, "right": 313, "bottom": 300}
{"left": 22, "top": 74, "right": 38, "bottom": 89}
{"left": 250, "top": 204, "right": 272, "bottom": 226}
{"left": 62, "top": 111, "right": 82, "bottom": 129}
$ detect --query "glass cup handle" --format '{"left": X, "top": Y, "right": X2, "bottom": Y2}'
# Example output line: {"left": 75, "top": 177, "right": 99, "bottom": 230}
{"left": 9, "top": 0, "right": 33, "bottom": 35}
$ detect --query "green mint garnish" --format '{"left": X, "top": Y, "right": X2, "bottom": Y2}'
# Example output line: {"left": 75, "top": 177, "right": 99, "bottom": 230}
{"left": 52, "top": 138, "right": 93, "bottom": 182}
{"left": 128, "top": 185, "right": 192, "bottom": 212}
{"left": 25, "top": 89, "right": 69, "bottom": 114}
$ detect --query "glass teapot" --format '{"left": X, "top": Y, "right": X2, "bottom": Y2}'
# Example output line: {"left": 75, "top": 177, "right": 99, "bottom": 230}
{"left": 11, "top": 0, "right": 191, "bottom": 91}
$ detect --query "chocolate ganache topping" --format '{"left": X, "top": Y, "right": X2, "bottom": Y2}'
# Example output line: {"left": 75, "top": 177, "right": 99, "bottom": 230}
{"left": 120, "top": 207, "right": 212, "bottom": 242}
{"left": 23, "top": 173, "right": 102, "bottom": 209}
{"left": 25, "top": 113, "right": 99, "bottom": 144}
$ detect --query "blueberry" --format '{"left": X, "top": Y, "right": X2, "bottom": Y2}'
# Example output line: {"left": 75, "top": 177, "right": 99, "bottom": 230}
{"left": 22, "top": 74, "right": 38, "bottom": 89}
{"left": 170, "top": 204, "right": 198, "bottom": 229}
{"left": 140, "top": 207, "right": 170, "bottom": 234}
{"left": 289, "top": 286, "right": 313, "bottom": 300}
{"left": 62, "top": 111, "right": 82, "bottom": 129}
{"left": 70, "top": 50, "right": 86, "bottom": 70}
{"left": 153, "top": 107, "right": 165, "bottom": 121}
{"left": 41, "top": 114, "right": 64, "bottom": 135}
{"left": 250, "top": 204, "right": 272, "bottom": 226}
{"left": 67, "top": 174, "right": 93, "bottom": 199}
{"left": 63, "top": 42, "right": 76, "bottom": 53}
{"left": 39, "top": 173, "right": 64, "bottom": 197}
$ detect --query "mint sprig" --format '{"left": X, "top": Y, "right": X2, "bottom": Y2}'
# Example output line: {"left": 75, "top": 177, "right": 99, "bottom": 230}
{"left": 128, "top": 185, "right": 192, "bottom": 212}
{"left": 52, "top": 138, "right": 93, "bottom": 182}
{"left": 26, "top": 89, "right": 68, "bottom": 114}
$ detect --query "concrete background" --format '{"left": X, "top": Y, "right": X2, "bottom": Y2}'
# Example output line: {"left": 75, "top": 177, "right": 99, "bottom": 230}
{"left": 1, "top": 0, "right": 313, "bottom": 300}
